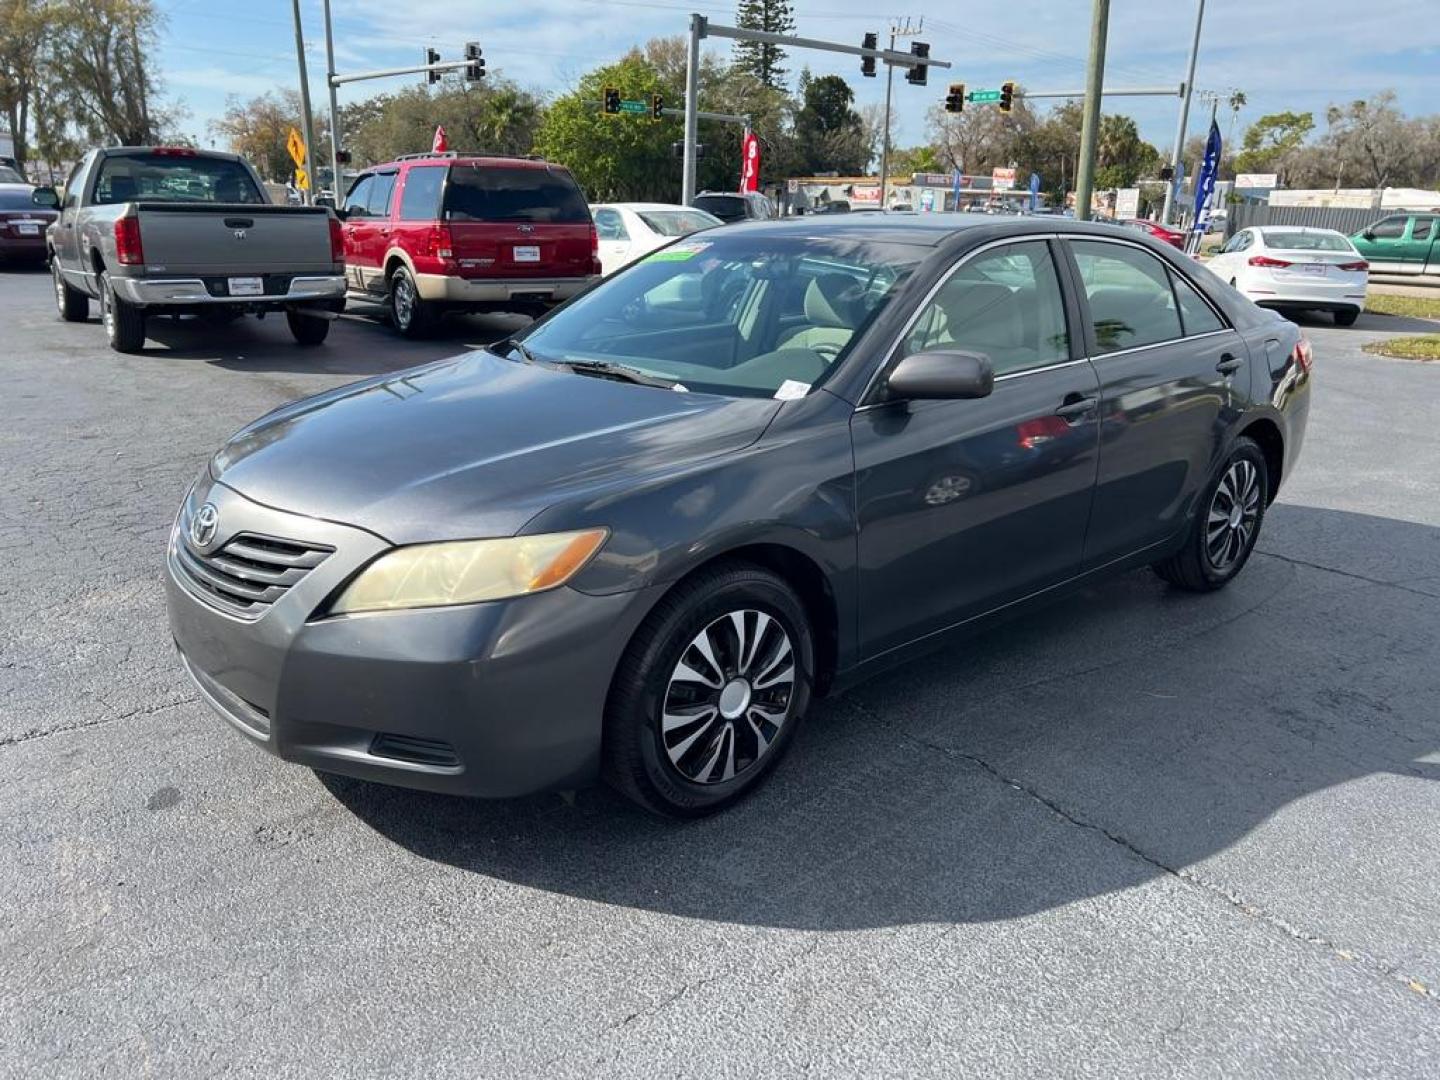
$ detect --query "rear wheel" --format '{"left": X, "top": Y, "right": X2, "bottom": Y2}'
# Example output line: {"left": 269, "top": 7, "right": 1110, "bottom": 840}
{"left": 98, "top": 270, "right": 145, "bottom": 353}
{"left": 388, "top": 266, "right": 434, "bottom": 338}
{"left": 1153, "top": 436, "right": 1268, "bottom": 592}
{"left": 52, "top": 259, "right": 88, "bottom": 321}
{"left": 1334, "top": 308, "right": 1359, "bottom": 326}
{"left": 286, "top": 308, "right": 330, "bottom": 346}
{"left": 603, "top": 562, "right": 813, "bottom": 817}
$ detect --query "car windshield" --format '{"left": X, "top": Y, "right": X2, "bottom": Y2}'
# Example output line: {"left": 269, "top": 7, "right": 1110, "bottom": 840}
{"left": 514, "top": 234, "right": 927, "bottom": 399}
{"left": 92, "top": 153, "right": 264, "bottom": 204}
{"left": 0, "top": 166, "right": 24, "bottom": 183}
{"left": 444, "top": 165, "right": 589, "bottom": 223}
{"left": 637, "top": 209, "right": 721, "bottom": 236}
{"left": 691, "top": 195, "right": 746, "bottom": 222}
{"left": 1264, "top": 231, "right": 1352, "bottom": 252}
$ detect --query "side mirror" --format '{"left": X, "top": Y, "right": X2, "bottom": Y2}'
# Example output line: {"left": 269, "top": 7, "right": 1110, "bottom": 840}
{"left": 1362, "top": 230, "right": 1374, "bottom": 241}
{"left": 31, "top": 186, "right": 59, "bottom": 209}
{"left": 332, "top": 206, "right": 348, "bottom": 221}
{"left": 887, "top": 350, "right": 995, "bottom": 401}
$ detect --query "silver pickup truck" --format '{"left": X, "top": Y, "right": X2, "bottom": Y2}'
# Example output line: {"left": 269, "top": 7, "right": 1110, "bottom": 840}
{"left": 45, "top": 147, "right": 345, "bottom": 353}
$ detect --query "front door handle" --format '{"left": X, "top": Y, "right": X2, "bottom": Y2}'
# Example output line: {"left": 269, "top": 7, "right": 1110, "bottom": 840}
{"left": 1054, "top": 394, "right": 1097, "bottom": 422}
{"left": 1216, "top": 353, "right": 1243, "bottom": 375}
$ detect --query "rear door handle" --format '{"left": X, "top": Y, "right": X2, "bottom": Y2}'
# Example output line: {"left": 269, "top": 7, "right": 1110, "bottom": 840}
{"left": 1055, "top": 395, "right": 1097, "bottom": 422}
{"left": 1216, "top": 353, "right": 1243, "bottom": 375}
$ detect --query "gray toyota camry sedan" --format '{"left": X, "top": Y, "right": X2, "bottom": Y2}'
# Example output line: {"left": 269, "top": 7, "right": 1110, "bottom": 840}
{"left": 166, "top": 215, "right": 1311, "bottom": 816}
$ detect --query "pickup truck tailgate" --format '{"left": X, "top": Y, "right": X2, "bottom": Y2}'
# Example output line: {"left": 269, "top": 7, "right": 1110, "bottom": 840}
{"left": 135, "top": 204, "right": 335, "bottom": 275}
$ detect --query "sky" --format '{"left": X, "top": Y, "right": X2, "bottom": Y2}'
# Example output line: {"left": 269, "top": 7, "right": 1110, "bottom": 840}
{"left": 158, "top": 0, "right": 1440, "bottom": 166}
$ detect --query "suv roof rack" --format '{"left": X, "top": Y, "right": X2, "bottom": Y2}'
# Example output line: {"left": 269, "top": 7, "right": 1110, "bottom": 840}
{"left": 390, "top": 151, "right": 552, "bottom": 163}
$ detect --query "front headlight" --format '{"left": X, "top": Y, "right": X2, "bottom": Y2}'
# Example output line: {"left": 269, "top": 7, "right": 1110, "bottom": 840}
{"left": 331, "top": 529, "right": 609, "bottom": 615}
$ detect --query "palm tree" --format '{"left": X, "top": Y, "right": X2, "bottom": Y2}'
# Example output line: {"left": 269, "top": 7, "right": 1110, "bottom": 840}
{"left": 1227, "top": 89, "right": 1247, "bottom": 153}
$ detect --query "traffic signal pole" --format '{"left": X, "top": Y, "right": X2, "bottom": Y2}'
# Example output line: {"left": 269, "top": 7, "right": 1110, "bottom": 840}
{"left": 1162, "top": 0, "right": 1206, "bottom": 225}
{"left": 322, "top": 0, "right": 342, "bottom": 202}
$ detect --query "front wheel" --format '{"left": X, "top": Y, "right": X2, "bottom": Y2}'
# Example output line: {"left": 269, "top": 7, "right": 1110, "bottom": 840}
{"left": 1153, "top": 436, "right": 1268, "bottom": 592}
{"left": 52, "top": 259, "right": 88, "bottom": 321}
{"left": 1334, "top": 308, "right": 1359, "bottom": 326}
{"left": 388, "top": 266, "right": 433, "bottom": 338}
{"left": 99, "top": 270, "right": 145, "bottom": 353}
{"left": 603, "top": 562, "right": 814, "bottom": 817}
{"left": 286, "top": 308, "right": 331, "bottom": 346}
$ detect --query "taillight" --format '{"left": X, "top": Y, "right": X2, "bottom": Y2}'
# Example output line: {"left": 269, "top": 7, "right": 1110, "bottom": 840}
{"left": 114, "top": 215, "right": 144, "bottom": 265}
{"left": 1248, "top": 255, "right": 1290, "bottom": 268}
{"left": 151, "top": 147, "right": 198, "bottom": 157}
{"left": 1337, "top": 260, "right": 1368, "bottom": 272}
{"left": 426, "top": 224, "right": 454, "bottom": 259}
{"left": 328, "top": 215, "right": 344, "bottom": 262}
{"left": 1294, "top": 337, "right": 1313, "bottom": 374}
{"left": 589, "top": 223, "right": 602, "bottom": 276}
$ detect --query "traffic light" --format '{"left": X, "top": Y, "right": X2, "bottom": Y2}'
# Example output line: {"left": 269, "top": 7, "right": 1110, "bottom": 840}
{"left": 945, "top": 83, "right": 965, "bottom": 113}
{"left": 998, "top": 80, "right": 1015, "bottom": 113}
{"left": 671, "top": 142, "right": 707, "bottom": 160}
{"left": 464, "top": 42, "right": 485, "bottom": 81}
{"left": 425, "top": 47, "right": 441, "bottom": 85}
{"left": 603, "top": 87, "right": 621, "bottom": 115}
{"left": 861, "top": 32, "right": 877, "bottom": 78}
{"left": 334, "top": 149, "right": 352, "bottom": 165}
{"left": 1159, "top": 164, "right": 1175, "bottom": 182}
{"left": 652, "top": 93, "right": 664, "bottom": 121}
{"left": 905, "top": 41, "right": 929, "bottom": 86}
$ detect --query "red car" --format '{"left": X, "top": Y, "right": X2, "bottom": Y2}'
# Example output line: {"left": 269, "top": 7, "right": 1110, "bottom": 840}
{"left": 0, "top": 177, "right": 59, "bottom": 264}
{"left": 1121, "top": 217, "right": 1187, "bottom": 249}
{"left": 338, "top": 151, "right": 600, "bottom": 336}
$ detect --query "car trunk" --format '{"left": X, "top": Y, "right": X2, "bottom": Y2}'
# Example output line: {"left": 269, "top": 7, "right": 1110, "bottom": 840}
{"left": 443, "top": 164, "right": 594, "bottom": 280}
{"left": 1260, "top": 247, "right": 1368, "bottom": 283}
{"left": 134, "top": 204, "right": 336, "bottom": 276}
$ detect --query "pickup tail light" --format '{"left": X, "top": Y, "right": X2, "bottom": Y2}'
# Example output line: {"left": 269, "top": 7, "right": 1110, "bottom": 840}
{"left": 589, "top": 223, "right": 602, "bottom": 276}
{"left": 425, "top": 224, "right": 454, "bottom": 260}
{"left": 1248, "top": 255, "right": 1291, "bottom": 268}
{"left": 114, "top": 215, "right": 144, "bottom": 265}
{"left": 1294, "top": 336, "right": 1313, "bottom": 374}
{"left": 328, "top": 215, "right": 344, "bottom": 262}
{"left": 1337, "top": 259, "right": 1369, "bottom": 272}
{"left": 151, "top": 147, "right": 198, "bottom": 157}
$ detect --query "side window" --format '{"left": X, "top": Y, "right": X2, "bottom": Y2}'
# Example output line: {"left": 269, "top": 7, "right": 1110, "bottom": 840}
{"left": 1413, "top": 217, "right": 1434, "bottom": 242}
{"left": 1170, "top": 271, "right": 1225, "bottom": 336}
{"left": 1221, "top": 230, "right": 1247, "bottom": 254}
{"left": 367, "top": 172, "right": 397, "bottom": 218}
{"left": 344, "top": 175, "right": 374, "bottom": 218}
{"left": 903, "top": 241, "right": 1069, "bottom": 377}
{"left": 62, "top": 159, "right": 86, "bottom": 208}
{"left": 1070, "top": 240, "right": 1184, "bottom": 353}
{"left": 398, "top": 166, "right": 445, "bottom": 221}
{"left": 594, "top": 208, "right": 628, "bottom": 241}
{"left": 1368, "top": 216, "right": 1406, "bottom": 239}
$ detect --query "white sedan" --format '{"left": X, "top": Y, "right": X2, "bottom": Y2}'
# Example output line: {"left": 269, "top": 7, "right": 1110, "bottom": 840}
{"left": 591, "top": 203, "right": 723, "bottom": 276}
{"left": 1207, "top": 225, "right": 1369, "bottom": 325}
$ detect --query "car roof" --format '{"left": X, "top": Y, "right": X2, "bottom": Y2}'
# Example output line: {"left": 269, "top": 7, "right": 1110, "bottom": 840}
{"left": 594, "top": 202, "right": 700, "bottom": 212}
{"left": 713, "top": 212, "right": 1154, "bottom": 248}
{"left": 375, "top": 153, "right": 559, "bottom": 171}
{"left": 0, "top": 182, "right": 35, "bottom": 192}
{"left": 1255, "top": 225, "right": 1346, "bottom": 236}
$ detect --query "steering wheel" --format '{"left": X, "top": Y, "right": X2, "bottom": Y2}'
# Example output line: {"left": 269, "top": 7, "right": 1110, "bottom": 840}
{"left": 811, "top": 341, "right": 844, "bottom": 363}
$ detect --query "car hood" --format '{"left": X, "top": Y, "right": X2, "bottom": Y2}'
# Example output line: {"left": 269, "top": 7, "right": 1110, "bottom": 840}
{"left": 212, "top": 349, "right": 781, "bottom": 544}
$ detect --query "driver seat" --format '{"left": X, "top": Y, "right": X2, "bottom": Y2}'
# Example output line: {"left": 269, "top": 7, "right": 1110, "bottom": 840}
{"left": 778, "top": 274, "right": 864, "bottom": 355}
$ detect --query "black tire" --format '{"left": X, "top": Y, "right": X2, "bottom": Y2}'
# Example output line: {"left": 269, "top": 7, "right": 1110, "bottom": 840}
{"left": 388, "top": 266, "right": 433, "bottom": 338}
{"left": 52, "top": 258, "right": 89, "bottom": 322}
{"left": 603, "top": 561, "right": 814, "bottom": 818}
{"left": 98, "top": 270, "right": 145, "bottom": 353}
{"left": 1153, "top": 435, "right": 1269, "bottom": 592}
{"left": 286, "top": 308, "right": 331, "bottom": 346}
{"left": 1334, "top": 308, "right": 1359, "bottom": 326}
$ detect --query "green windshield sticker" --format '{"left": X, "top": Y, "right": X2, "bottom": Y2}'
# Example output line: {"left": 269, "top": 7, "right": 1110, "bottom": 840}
{"left": 647, "top": 241, "right": 710, "bottom": 262}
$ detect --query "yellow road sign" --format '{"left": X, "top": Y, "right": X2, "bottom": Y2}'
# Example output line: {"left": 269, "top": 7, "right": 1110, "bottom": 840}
{"left": 287, "top": 127, "right": 307, "bottom": 168}
{"left": 294, "top": 166, "right": 310, "bottom": 191}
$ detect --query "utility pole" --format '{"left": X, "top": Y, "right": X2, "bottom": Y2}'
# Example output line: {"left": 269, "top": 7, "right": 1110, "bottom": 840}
{"left": 289, "top": 0, "right": 317, "bottom": 205}
{"left": 1073, "top": 0, "right": 1110, "bottom": 222}
{"left": 879, "top": 17, "right": 922, "bottom": 207}
{"left": 682, "top": 13, "right": 703, "bottom": 204}
{"left": 323, "top": 0, "right": 342, "bottom": 202}
{"left": 1161, "top": 0, "right": 1205, "bottom": 225}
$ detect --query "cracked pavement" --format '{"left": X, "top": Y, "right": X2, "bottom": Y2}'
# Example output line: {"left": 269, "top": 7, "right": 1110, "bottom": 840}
{"left": 2, "top": 263, "right": 1438, "bottom": 1078}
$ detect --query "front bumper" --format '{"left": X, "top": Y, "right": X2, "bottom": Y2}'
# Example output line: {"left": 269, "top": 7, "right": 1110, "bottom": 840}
{"left": 413, "top": 272, "right": 595, "bottom": 305}
{"left": 112, "top": 274, "right": 346, "bottom": 308}
{"left": 165, "top": 479, "right": 658, "bottom": 797}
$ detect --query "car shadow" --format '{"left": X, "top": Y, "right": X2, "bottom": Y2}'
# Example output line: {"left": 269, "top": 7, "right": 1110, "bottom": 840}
{"left": 319, "top": 504, "right": 1440, "bottom": 931}
{"left": 1284, "top": 310, "right": 1439, "bottom": 333}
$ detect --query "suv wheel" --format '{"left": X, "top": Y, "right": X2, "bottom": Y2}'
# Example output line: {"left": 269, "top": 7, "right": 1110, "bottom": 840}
{"left": 389, "top": 266, "right": 433, "bottom": 338}
{"left": 98, "top": 270, "right": 146, "bottom": 353}
{"left": 52, "top": 259, "right": 88, "bottom": 321}
{"left": 603, "top": 561, "right": 813, "bottom": 817}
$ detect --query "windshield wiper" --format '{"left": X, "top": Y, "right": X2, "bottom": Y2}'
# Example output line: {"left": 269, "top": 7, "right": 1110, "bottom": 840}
{"left": 493, "top": 337, "right": 541, "bottom": 366}
{"left": 562, "top": 360, "right": 685, "bottom": 391}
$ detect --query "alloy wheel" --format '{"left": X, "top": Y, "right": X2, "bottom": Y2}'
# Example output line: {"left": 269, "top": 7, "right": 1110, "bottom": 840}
{"left": 1206, "top": 458, "right": 1260, "bottom": 571}
{"left": 662, "top": 609, "right": 796, "bottom": 785}
{"left": 393, "top": 273, "right": 415, "bottom": 329}
{"left": 52, "top": 262, "right": 65, "bottom": 314}
{"left": 100, "top": 279, "right": 114, "bottom": 339}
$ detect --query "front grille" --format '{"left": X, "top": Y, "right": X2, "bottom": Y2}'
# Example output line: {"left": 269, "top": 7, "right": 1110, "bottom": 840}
{"left": 175, "top": 531, "right": 332, "bottom": 619}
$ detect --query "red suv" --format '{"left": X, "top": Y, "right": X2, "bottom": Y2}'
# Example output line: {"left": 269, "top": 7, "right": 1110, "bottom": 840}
{"left": 338, "top": 152, "right": 600, "bottom": 336}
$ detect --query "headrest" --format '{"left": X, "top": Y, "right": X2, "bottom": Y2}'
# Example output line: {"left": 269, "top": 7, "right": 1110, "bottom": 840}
{"left": 804, "top": 273, "right": 864, "bottom": 329}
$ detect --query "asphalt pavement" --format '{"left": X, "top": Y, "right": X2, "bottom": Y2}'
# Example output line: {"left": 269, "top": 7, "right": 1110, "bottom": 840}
{"left": 2, "top": 262, "right": 1438, "bottom": 1078}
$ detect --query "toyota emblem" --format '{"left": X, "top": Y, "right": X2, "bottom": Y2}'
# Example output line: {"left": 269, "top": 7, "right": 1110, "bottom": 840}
{"left": 190, "top": 502, "right": 219, "bottom": 549}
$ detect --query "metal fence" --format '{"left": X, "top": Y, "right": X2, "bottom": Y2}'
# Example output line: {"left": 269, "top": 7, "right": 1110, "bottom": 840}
{"left": 1225, "top": 201, "right": 1395, "bottom": 239}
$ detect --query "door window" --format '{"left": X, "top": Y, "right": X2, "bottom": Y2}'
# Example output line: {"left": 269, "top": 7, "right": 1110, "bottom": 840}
{"left": 366, "top": 172, "right": 397, "bottom": 219}
{"left": 1220, "top": 230, "right": 1251, "bottom": 254}
{"left": 398, "top": 166, "right": 445, "bottom": 221}
{"left": 594, "top": 208, "right": 629, "bottom": 241}
{"left": 1368, "top": 216, "right": 1405, "bottom": 239}
{"left": 902, "top": 241, "right": 1069, "bottom": 376}
{"left": 62, "top": 158, "right": 87, "bottom": 209}
{"left": 1070, "top": 240, "right": 1184, "bottom": 353}
{"left": 1413, "top": 217, "right": 1434, "bottom": 242}
{"left": 1170, "top": 272, "right": 1225, "bottom": 335}
{"left": 344, "top": 175, "right": 374, "bottom": 218}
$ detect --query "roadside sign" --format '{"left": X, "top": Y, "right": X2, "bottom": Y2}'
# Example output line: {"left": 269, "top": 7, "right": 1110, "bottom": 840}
{"left": 286, "top": 128, "right": 307, "bottom": 169}
{"left": 1235, "top": 173, "right": 1278, "bottom": 188}
{"left": 293, "top": 167, "right": 309, "bottom": 192}
{"left": 967, "top": 89, "right": 1002, "bottom": 104}
{"left": 1115, "top": 187, "right": 1140, "bottom": 217}
{"left": 991, "top": 166, "right": 1016, "bottom": 191}
{"left": 619, "top": 100, "right": 648, "bottom": 115}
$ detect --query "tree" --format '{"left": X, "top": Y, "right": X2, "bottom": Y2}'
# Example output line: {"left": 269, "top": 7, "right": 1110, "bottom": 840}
{"left": 340, "top": 80, "right": 541, "bottom": 168}
{"left": 926, "top": 90, "right": 1034, "bottom": 178}
{"left": 1233, "top": 110, "right": 1314, "bottom": 182}
{"left": 49, "top": 0, "right": 169, "bottom": 145}
{"left": 1324, "top": 92, "right": 1415, "bottom": 189}
{"left": 732, "top": 0, "right": 794, "bottom": 91}
{"left": 209, "top": 91, "right": 316, "bottom": 183}
{"left": 0, "top": 0, "right": 49, "bottom": 169}
{"left": 793, "top": 72, "right": 867, "bottom": 175}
